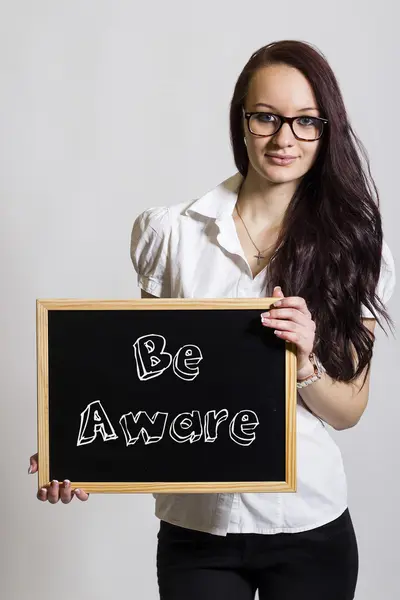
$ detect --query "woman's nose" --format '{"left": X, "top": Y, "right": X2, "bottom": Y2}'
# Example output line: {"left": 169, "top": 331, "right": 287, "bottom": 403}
{"left": 271, "top": 122, "right": 296, "bottom": 147}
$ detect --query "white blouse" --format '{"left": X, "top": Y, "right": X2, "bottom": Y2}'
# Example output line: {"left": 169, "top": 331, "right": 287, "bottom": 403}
{"left": 130, "top": 171, "right": 396, "bottom": 536}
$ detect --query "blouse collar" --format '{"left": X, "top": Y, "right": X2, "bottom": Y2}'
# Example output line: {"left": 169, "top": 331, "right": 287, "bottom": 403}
{"left": 184, "top": 172, "right": 243, "bottom": 222}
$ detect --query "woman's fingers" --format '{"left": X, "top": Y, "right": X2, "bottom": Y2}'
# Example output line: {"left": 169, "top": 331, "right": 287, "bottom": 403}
{"left": 37, "top": 487, "right": 48, "bottom": 502}
{"left": 270, "top": 296, "right": 311, "bottom": 317}
{"left": 47, "top": 480, "right": 60, "bottom": 504}
{"left": 29, "top": 453, "right": 38, "bottom": 474}
{"left": 35, "top": 482, "right": 89, "bottom": 503}
{"left": 74, "top": 488, "right": 90, "bottom": 502}
{"left": 262, "top": 307, "right": 310, "bottom": 328}
{"left": 30, "top": 455, "right": 90, "bottom": 503}
{"left": 60, "top": 480, "right": 73, "bottom": 504}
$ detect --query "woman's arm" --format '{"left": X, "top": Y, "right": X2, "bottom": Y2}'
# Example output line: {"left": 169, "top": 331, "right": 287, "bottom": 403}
{"left": 142, "top": 287, "right": 374, "bottom": 430}
{"left": 297, "top": 318, "right": 376, "bottom": 430}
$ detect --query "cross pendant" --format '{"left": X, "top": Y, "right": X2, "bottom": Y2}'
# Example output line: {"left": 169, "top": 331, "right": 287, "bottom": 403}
{"left": 254, "top": 252, "right": 264, "bottom": 265}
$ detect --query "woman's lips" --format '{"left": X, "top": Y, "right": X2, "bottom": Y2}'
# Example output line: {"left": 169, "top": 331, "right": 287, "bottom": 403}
{"left": 265, "top": 154, "right": 297, "bottom": 165}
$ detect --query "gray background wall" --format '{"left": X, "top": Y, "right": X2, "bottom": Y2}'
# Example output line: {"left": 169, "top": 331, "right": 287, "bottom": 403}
{"left": 1, "top": 1, "right": 398, "bottom": 599}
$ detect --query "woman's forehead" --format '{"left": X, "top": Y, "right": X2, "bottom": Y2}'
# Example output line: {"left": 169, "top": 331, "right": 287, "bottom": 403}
{"left": 246, "top": 65, "right": 318, "bottom": 112}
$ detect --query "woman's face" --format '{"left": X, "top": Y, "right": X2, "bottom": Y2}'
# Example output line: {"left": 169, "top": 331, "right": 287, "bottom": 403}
{"left": 243, "top": 64, "right": 322, "bottom": 185}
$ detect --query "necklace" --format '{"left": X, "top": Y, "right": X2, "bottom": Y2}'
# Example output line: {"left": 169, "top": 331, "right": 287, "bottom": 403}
{"left": 235, "top": 203, "right": 272, "bottom": 265}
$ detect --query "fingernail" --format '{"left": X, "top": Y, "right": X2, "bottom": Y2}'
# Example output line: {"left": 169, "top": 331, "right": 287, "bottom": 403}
{"left": 261, "top": 311, "right": 270, "bottom": 317}
{"left": 28, "top": 466, "right": 32, "bottom": 474}
{"left": 273, "top": 300, "right": 282, "bottom": 306}
{"left": 74, "top": 489, "right": 80, "bottom": 494}
{"left": 274, "top": 286, "right": 281, "bottom": 291}
{"left": 52, "top": 480, "right": 59, "bottom": 485}
{"left": 64, "top": 480, "right": 70, "bottom": 487}
{"left": 40, "top": 488, "right": 47, "bottom": 494}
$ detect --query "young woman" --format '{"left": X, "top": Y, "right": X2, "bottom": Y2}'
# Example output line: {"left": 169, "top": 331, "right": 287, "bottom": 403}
{"left": 30, "top": 40, "right": 396, "bottom": 600}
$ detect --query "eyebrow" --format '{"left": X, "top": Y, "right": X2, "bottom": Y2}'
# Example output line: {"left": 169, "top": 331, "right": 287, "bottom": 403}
{"left": 253, "top": 102, "right": 319, "bottom": 112}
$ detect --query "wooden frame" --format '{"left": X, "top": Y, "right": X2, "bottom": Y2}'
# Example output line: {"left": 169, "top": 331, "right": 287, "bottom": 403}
{"left": 37, "top": 298, "right": 297, "bottom": 493}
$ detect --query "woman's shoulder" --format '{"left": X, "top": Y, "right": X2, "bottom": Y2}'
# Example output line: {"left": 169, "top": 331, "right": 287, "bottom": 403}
{"left": 130, "top": 200, "right": 198, "bottom": 297}
{"left": 132, "top": 205, "right": 170, "bottom": 237}
{"left": 131, "top": 171, "right": 241, "bottom": 235}
{"left": 361, "top": 238, "right": 396, "bottom": 318}
{"left": 379, "top": 237, "right": 396, "bottom": 301}
{"left": 381, "top": 238, "right": 395, "bottom": 273}
{"left": 132, "top": 198, "right": 200, "bottom": 237}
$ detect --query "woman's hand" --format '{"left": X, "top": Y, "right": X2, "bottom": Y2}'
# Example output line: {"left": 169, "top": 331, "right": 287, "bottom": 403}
{"left": 29, "top": 453, "right": 90, "bottom": 504}
{"left": 261, "top": 286, "right": 316, "bottom": 379}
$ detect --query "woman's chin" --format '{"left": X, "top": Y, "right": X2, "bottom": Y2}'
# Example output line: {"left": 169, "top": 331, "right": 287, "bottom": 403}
{"left": 260, "top": 167, "right": 300, "bottom": 185}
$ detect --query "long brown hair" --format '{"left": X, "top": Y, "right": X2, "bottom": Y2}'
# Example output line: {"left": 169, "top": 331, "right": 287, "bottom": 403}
{"left": 229, "top": 40, "right": 394, "bottom": 383}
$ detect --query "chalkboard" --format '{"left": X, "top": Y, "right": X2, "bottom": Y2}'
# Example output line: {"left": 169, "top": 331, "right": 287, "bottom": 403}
{"left": 36, "top": 299, "right": 297, "bottom": 494}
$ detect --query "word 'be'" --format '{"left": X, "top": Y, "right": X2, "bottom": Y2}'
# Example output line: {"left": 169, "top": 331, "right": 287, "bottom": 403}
{"left": 133, "top": 334, "right": 202, "bottom": 381}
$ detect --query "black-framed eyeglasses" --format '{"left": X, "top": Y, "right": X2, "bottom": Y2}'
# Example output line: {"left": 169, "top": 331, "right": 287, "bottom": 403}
{"left": 242, "top": 108, "right": 328, "bottom": 142}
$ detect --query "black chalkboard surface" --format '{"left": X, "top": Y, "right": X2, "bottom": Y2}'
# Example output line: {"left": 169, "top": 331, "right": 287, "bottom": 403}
{"left": 36, "top": 299, "right": 297, "bottom": 494}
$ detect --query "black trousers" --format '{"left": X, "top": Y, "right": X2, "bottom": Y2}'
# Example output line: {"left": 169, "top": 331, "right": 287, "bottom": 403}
{"left": 156, "top": 508, "right": 359, "bottom": 600}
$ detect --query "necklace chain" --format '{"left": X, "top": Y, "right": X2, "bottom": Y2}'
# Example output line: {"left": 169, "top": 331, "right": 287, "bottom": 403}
{"left": 235, "top": 203, "right": 272, "bottom": 265}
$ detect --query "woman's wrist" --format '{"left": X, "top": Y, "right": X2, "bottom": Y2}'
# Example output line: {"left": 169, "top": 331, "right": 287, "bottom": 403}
{"left": 297, "top": 359, "right": 315, "bottom": 381}
{"left": 296, "top": 353, "right": 326, "bottom": 389}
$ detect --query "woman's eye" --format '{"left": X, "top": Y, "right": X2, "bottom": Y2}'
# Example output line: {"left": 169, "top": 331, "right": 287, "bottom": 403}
{"left": 297, "top": 117, "right": 315, "bottom": 126}
{"left": 256, "top": 112, "right": 276, "bottom": 122}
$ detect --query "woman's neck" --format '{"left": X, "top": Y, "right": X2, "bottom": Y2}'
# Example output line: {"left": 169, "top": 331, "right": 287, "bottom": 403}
{"left": 236, "top": 169, "right": 298, "bottom": 229}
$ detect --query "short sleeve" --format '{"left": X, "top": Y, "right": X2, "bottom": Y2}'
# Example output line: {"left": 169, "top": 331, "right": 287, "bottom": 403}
{"left": 361, "top": 239, "right": 396, "bottom": 318}
{"left": 130, "top": 206, "right": 171, "bottom": 297}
